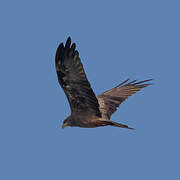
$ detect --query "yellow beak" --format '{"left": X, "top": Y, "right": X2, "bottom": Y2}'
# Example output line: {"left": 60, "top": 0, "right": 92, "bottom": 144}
{"left": 62, "top": 123, "right": 66, "bottom": 129}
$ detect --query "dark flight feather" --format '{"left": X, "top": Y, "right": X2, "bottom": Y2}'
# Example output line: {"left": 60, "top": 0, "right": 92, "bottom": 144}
{"left": 55, "top": 37, "right": 101, "bottom": 117}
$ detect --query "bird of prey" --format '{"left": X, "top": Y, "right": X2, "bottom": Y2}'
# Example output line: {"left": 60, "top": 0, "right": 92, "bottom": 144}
{"left": 55, "top": 37, "right": 152, "bottom": 130}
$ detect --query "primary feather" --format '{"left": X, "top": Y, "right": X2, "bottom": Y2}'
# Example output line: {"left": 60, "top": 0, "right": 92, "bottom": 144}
{"left": 55, "top": 37, "right": 101, "bottom": 117}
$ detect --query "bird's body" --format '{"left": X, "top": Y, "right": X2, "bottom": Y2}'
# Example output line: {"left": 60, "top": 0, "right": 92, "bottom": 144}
{"left": 63, "top": 113, "right": 104, "bottom": 128}
{"left": 55, "top": 37, "right": 152, "bottom": 129}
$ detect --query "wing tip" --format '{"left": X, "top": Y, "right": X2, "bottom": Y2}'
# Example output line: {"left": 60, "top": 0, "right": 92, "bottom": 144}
{"left": 128, "top": 127, "right": 136, "bottom": 130}
{"left": 119, "top": 78, "right": 153, "bottom": 87}
{"left": 65, "top": 36, "right": 71, "bottom": 49}
{"left": 67, "top": 36, "right": 71, "bottom": 42}
{"left": 55, "top": 43, "right": 64, "bottom": 62}
{"left": 115, "top": 78, "right": 130, "bottom": 88}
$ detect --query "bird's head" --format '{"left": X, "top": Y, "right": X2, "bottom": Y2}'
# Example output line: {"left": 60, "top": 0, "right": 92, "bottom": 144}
{"left": 62, "top": 116, "right": 72, "bottom": 129}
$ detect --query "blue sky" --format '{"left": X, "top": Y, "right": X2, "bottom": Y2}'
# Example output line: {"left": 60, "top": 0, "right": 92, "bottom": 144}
{"left": 0, "top": 0, "right": 179, "bottom": 179}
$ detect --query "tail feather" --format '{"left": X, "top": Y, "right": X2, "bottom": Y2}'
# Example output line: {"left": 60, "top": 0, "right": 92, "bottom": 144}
{"left": 100, "top": 120, "right": 135, "bottom": 130}
{"left": 109, "top": 121, "right": 135, "bottom": 130}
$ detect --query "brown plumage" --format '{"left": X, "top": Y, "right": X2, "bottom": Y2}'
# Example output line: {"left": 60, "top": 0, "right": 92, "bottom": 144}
{"left": 55, "top": 37, "right": 152, "bottom": 130}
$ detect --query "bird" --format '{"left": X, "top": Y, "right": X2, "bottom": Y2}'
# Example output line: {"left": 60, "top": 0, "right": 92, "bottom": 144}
{"left": 55, "top": 37, "right": 152, "bottom": 130}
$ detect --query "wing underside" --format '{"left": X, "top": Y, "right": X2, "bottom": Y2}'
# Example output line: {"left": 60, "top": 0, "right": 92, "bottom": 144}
{"left": 97, "top": 79, "right": 152, "bottom": 119}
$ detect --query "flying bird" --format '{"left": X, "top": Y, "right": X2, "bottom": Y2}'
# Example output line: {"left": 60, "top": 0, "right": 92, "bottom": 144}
{"left": 55, "top": 37, "right": 152, "bottom": 130}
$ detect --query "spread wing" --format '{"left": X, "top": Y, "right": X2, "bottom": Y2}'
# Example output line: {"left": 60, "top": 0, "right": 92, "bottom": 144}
{"left": 55, "top": 37, "right": 101, "bottom": 117}
{"left": 97, "top": 79, "right": 152, "bottom": 119}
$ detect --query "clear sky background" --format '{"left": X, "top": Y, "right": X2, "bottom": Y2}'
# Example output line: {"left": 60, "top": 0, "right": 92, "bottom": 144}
{"left": 0, "top": 0, "right": 179, "bottom": 179}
